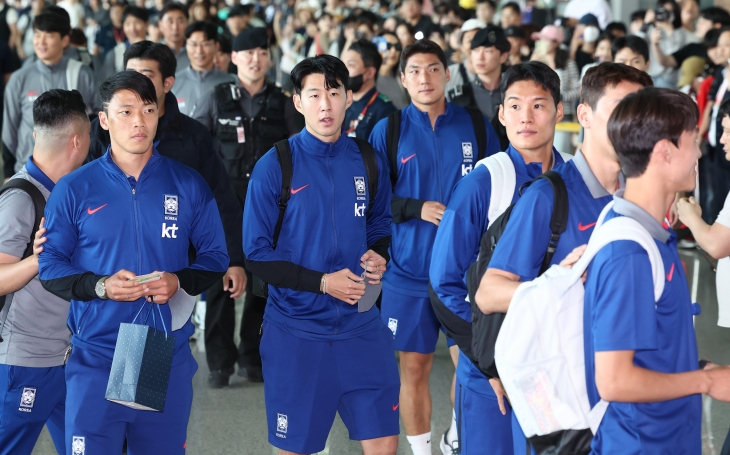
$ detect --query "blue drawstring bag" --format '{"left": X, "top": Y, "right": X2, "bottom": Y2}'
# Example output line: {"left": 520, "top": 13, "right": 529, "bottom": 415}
{"left": 105, "top": 302, "right": 175, "bottom": 412}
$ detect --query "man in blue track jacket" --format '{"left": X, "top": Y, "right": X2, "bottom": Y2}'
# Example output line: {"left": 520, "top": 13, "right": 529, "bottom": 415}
{"left": 368, "top": 39, "right": 499, "bottom": 455}
{"left": 38, "top": 71, "right": 229, "bottom": 455}
{"left": 429, "top": 61, "right": 570, "bottom": 455}
{"left": 243, "top": 55, "right": 399, "bottom": 455}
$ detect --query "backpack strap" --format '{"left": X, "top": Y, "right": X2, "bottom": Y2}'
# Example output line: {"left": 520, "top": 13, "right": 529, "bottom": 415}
{"left": 353, "top": 137, "right": 378, "bottom": 219}
{"left": 272, "top": 140, "right": 293, "bottom": 249}
{"left": 66, "top": 58, "right": 82, "bottom": 92}
{"left": 0, "top": 179, "right": 45, "bottom": 258}
{"left": 386, "top": 110, "right": 401, "bottom": 189}
{"left": 476, "top": 152, "right": 516, "bottom": 228}
{"left": 466, "top": 107, "right": 488, "bottom": 160}
{"left": 536, "top": 170, "right": 569, "bottom": 275}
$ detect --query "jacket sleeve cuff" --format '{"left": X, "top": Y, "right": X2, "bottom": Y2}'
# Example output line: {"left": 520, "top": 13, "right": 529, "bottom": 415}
{"left": 172, "top": 268, "right": 226, "bottom": 296}
{"left": 368, "top": 235, "right": 391, "bottom": 263}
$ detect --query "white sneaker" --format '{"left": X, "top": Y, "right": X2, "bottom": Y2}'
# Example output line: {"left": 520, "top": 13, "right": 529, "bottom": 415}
{"left": 440, "top": 430, "right": 459, "bottom": 455}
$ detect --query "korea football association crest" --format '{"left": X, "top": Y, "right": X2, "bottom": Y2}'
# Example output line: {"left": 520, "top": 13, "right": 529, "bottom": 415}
{"left": 462, "top": 142, "right": 474, "bottom": 162}
{"left": 164, "top": 194, "right": 178, "bottom": 216}
{"left": 19, "top": 387, "right": 36, "bottom": 411}
{"left": 72, "top": 436, "right": 85, "bottom": 455}
{"left": 354, "top": 176, "right": 366, "bottom": 199}
{"left": 276, "top": 413, "right": 288, "bottom": 434}
{"left": 388, "top": 318, "right": 398, "bottom": 336}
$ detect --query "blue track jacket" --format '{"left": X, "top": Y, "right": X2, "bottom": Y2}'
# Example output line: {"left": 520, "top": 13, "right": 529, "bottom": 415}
{"left": 369, "top": 101, "right": 499, "bottom": 296}
{"left": 243, "top": 128, "right": 392, "bottom": 341}
{"left": 38, "top": 148, "right": 229, "bottom": 361}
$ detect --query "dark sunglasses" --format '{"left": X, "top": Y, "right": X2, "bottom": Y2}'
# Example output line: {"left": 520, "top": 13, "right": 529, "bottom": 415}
{"left": 387, "top": 42, "right": 402, "bottom": 51}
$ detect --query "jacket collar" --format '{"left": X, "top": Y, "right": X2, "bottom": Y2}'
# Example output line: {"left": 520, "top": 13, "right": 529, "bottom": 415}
{"left": 157, "top": 91, "right": 183, "bottom": 135}
{"left": 297, "top": 126, "right": 350, "bottom": 157}
{"left": 506, "top": 143, "right": 563, "bottom": 181}
{"left": 404, "top": 99, "right": 454, "bottom": 130}
{"left": 101, "top": 144, "right": 162, "bottom": 179}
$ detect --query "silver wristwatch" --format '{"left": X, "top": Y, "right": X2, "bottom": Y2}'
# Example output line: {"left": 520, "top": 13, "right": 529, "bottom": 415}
{"left": 95, "top": 276, "right": 110, "bottom": 299}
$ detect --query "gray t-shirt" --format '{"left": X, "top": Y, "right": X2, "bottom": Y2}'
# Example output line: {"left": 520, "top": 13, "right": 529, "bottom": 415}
{"left": 172, "top": 66, "right": 235, "bottom": 117}
{"left": 0, "top": 167, "right": 71, "bottom": 367}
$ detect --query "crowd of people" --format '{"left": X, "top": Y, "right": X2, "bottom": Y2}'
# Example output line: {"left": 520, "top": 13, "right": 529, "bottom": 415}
{"left": 1, "top": 0, "right": 730, "bottom": 454}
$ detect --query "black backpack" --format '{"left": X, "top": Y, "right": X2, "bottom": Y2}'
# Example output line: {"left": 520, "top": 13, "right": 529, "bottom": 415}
{"left": 429, "top": 171, "right": 569, "bottom": 377}
{"left": 251, "top": 138, "right": 379, "bottom": 298}
{"left": 0, "top": 178, "right": 46, "bottom": 341}
{"left": 385, "top": 107, "right": 489, "bottom": 189}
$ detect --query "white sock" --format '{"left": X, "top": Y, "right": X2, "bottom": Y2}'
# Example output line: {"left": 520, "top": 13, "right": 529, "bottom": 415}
{"left": 446, "top": 408, "right": 458, "bottom": 444}
{"left": 406, "top": 432, "right": 432, "bottom": 455}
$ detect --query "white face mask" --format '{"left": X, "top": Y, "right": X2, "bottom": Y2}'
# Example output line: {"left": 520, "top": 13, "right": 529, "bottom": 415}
{"left": 583, "top": 26, "right": 600, "bottom": 43}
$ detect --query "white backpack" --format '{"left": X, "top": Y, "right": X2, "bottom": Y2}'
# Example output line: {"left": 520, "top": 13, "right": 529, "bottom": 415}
{"left": 493, "top": 201, "right": 665, "bottom": 439}
{"left": 475, "top": 150, "right": 574, "bottom": 229}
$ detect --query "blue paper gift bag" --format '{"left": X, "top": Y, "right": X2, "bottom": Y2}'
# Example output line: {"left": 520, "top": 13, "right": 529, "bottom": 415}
{"left": 105, "top": 303, "right": 175, "bottom": 412}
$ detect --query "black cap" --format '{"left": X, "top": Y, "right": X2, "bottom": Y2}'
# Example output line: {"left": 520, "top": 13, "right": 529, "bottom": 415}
{"left": 578, "top": 13, "right": 600, "bottom": 28}
{"left": 232, "top": 27, "right": 269, "bottom": 52}
{"left": 471, "top": 25, "right": 509, "bottom": 50}
{"left": 504, "top": 26, "right": 525, "bottom": 39}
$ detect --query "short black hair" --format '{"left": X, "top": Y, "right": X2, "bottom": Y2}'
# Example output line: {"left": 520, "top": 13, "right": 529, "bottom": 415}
{"left": 605, "top": 22, "right": 627, "bottom": 36}
{"left": 100, "top": 70, "right": 158, "bottom": 113}
{"left": 123, "top": 6, "right": 149, "bottom": 24}
{"left": 477, "top": 0, "right": 496, "bottom": 8}
{"left": 33, "top": 10, "right": 71, "bottom": 37}
{"left": 581, "top": 62, "right": 653, "bottom": 110}
{"left": 124, "top": 41, "right": 177, "bottom": 81}
{"left": 347, "top": 39, "right": 383, "bottom": 75}
{"left": 719, "top": 98, "right": 730, "bottom": 120}
{"left": 33, "top": 89, "right": 88, "bottom": 131}
{"left": 608, "top": 87, "right": 699, "bottom": 178}
{"left": 159, "top": 2, "right": 187, "bottom": 20}
{"left": 400, "top": 39, "right": 448, "bottom": 73}
{"left": 630, "top": 10, "right": 647, "bottom": 22}
{"left": 501, "top": 2, "right": 520, "bottom": 15}
{"left": 69, "top": 28, "right": 87, "bottom": 47}
{"left": 500, "top": 61, "right": 561, "bottom": 107}
{"left": 185, "top": 21, "right": 219, "bottom": 42}
{"left": 218, "top": 34, "right": 231, "bottom": 54}
{"left": 611, "top": 35, "right": 649, "bottom": 62}
{"left": 291, "top": 54, "right": 349, "bottom": 96}
{"left": 701, "top": 7, "right": 730, "bottom": 27}
{"left": 704, "top": 27, "right": 723, "bottom": 49}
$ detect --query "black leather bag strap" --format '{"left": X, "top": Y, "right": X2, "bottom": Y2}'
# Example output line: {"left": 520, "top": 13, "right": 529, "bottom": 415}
{"left": 536, "top": 170, "right": 569, "bottom": 275}
{"left": 272, "top": 140, "right": 293, "bottom": 249}
{"left": 386, "top": 109, "right": 401, "bottom": 189}
{"left": 466, "top": 107, "right": 488, "bottom": 160}
{"left": 353, "top": 137, "right": 378, "bottom": 219}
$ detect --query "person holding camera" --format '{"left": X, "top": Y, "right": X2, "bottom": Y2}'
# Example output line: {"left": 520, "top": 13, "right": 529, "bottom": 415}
{"left": 639, "top": 1, "right": 699, "bottom": 88}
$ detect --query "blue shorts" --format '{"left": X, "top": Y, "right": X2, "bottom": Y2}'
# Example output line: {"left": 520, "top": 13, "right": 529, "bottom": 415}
{"left": 457, "top": 377, "right": 514, "bottom": 455}
{"left": 65, "top": 344, "right": 197, "bottom": 455}
{"left": 0, "top": 364, "right": 65, "bottom": 455}
{"left": 260, "top": 322, "right": 400, "bottom": 454}
{"left": 380, "top": 286, "right": 455, "bottom": 353}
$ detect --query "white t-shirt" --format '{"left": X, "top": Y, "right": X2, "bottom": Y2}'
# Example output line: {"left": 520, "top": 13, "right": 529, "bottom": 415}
{"left": 716, "top": 191, "right": 730, "bottom": 327}
{"left": 57, "top": 0, "right": 85, "bottom": 29}
{"left": 563, "top": 0, "right": 613, "bottom": 29}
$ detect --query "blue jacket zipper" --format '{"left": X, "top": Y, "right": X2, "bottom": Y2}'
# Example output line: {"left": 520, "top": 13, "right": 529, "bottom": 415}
{"left": 325, "top": 146, "right": 340, "bottom": 335}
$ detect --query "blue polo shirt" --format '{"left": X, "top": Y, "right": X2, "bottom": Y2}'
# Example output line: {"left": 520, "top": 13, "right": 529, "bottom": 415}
{"left": 428, "top": 145, "right": 567, "bottom": 393}
{"left": 488, "top": 151, "right": 618, "bottom": 280}
{"left": 583, "top": 193, "right": 701, "bottom": 455}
